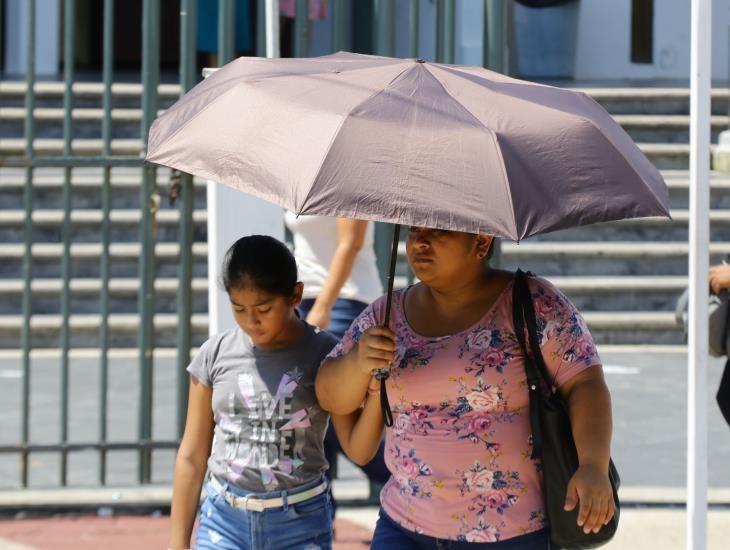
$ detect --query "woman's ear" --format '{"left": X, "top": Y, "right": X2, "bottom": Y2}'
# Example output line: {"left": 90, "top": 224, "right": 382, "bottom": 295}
{"left": 476, "top": 235, "right": 493, "bottom": 259}
{"left": 291, "top": 282, "right": 304, "bottom": 307}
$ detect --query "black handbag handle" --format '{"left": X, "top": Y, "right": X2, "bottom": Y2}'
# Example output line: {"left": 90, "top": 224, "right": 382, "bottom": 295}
{"left": 512, "top": 269, "right": 553, "bottom": 460}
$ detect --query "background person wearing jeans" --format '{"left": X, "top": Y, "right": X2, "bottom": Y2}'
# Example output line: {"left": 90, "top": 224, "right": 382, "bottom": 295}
{"left": 285, "top": 213, "right": 390, "bottom": 495}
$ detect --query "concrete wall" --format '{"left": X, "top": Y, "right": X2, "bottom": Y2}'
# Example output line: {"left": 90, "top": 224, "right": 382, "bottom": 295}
{"left": 574, "top": 0, "right": 730, "bottom": 82}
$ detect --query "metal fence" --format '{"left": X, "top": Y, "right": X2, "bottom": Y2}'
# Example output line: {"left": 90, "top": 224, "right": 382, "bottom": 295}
{"left": 0, "top": 0, "right": 509, "bottom": 488}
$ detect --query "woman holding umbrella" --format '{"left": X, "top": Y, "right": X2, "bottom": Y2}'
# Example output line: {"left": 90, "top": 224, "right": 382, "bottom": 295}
{"left": 316, "top": 227, "right": 615, "bottom": 548}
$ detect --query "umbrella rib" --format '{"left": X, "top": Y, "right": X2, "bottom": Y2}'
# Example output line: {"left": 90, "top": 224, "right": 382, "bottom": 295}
{"left": 423, "top": 65, "right": 519, "bottom": 239}
{"left": 297, "top": 65, "right": 417, "bottom": 215}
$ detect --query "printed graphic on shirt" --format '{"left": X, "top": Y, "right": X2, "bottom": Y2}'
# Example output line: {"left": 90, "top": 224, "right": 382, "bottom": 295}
{"left": 219, "top": 368, "right": 312, "bottom": 490}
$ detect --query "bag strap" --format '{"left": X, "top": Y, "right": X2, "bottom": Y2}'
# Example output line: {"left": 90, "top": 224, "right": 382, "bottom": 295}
{"left": 512, "top": 269, "right": 551, "bottom": 459}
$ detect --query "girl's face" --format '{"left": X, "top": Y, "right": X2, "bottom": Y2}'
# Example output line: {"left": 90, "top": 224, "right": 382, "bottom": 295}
{"left": 228, "top": 281, "right": 303, "bottom": 348}
{"left": 406, "top": 227, "right": 492, "bottom": 287}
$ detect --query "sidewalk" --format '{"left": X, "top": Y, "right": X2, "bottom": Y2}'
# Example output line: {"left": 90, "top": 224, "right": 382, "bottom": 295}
{"left": 1, "top": 507, "right": 729, "bottom": 549}
{"left": 0, "top": 483, "right": 729, "bottom": 549}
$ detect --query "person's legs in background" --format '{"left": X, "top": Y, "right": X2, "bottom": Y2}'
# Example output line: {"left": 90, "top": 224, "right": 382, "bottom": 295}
{"left": 299, "top": 298, "right": 390, "bottom": 504}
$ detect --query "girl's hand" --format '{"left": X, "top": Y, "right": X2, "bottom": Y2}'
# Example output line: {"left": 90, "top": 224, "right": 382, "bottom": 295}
{"left": 356, "top": 327, "right": 396, "bottom": 375}
{"left": 709, "top": 264, "right": 730, "bottom": 295}
{"left": 564, "top": 464, "right": 615, "bottom": 534}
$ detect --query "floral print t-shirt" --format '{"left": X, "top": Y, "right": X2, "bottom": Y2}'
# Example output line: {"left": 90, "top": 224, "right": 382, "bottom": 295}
{"left": 325, "top": 276, "right": 601, "bottom": 543}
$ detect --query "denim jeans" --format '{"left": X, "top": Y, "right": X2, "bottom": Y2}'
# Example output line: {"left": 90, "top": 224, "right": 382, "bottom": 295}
{"left": 194, "top": 475, "right": 333, "bottom": 549}
{"left": 371, "top": 509, "right": 552, "bottom": 550}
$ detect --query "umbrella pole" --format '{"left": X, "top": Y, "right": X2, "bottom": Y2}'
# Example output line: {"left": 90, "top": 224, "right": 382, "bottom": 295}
{"left": 375, "top": 224, "right": 400, "bottom": 427}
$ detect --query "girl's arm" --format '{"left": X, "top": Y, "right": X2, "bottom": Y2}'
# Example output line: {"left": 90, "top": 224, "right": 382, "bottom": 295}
{"left": 169, "top": 377, "right": 214, "bottom": 550}
{"left": 316, "top": 325, "right": 396, "bottom": 414}
{"left": 330, "top": 377, "right": 385, "bottom": 466}
{"left": 305, "top": 218, "right": 368, "bottom": 330}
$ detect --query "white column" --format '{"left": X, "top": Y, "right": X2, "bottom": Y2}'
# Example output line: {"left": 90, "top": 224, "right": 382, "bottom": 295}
{"left": 4, "top": 0, "right": 60, "bottom": 76}
{"left": 203, "top": 70, "right": 284, "bottom": 336}
{"left": 687, "top": 1, "right": 711, "bottom": 549}
{"left": 265, "top": 0, "right": 280, "bottom": 58}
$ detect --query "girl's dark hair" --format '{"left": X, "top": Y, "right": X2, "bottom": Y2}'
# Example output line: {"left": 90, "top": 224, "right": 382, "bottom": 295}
{"left": 221, "top": 235, "right": 298, "bottom": 296}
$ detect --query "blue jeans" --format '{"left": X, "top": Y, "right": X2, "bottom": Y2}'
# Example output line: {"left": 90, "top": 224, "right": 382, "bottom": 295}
{"left": 195, "top": 475, "right": 333, "bottom": 549}
{"left": 371, "top": 509, "right": 552, "bottom": 550}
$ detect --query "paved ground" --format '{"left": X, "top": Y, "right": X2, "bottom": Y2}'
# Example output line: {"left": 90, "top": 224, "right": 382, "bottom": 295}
{"left": 0, "top": 507, "right": 729, "bottom": 549}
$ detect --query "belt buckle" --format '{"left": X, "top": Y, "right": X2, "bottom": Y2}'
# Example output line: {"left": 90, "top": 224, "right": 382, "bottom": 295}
{"left": 244, "top": 495, "right": 266, "bottom": 513}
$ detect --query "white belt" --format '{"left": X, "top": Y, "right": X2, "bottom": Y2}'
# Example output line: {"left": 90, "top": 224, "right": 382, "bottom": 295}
{"left": 208, "top": 474, "right": 328, "bottom": 513}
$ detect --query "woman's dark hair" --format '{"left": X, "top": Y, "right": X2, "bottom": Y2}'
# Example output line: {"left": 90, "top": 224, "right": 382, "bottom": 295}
{"left": 221, "top": 235, "right": 298, "bottom": 296}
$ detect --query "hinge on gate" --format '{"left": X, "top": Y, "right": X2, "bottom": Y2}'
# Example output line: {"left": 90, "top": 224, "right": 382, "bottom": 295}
{"left": 168, "top": 169, "right": 182, "bottom": 206}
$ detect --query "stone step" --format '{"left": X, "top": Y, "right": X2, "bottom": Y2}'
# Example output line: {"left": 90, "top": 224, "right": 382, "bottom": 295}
{"left": 3, "top": 108, "right": 727, "bottom": 144}
{"left": 0, "top": 81, "right": 181, "bottom": 101}
{"left": 2, "top": 82, "right": 728, "bottom": 114}
{"left": 580, "top": 87, "right": 730, "bottom": 115}
{"left": 612, "top": 114, "right": 727, "bottom": 143}
{"left": 0, "top": 312, "right": 209, "bottom": 348}
{"left": 0, "top": 310, "right": 681, "bottom": 348}
{"left": 3, "top": 170, "right": 730, "bottom": 211}
{"left": 2, "top": 241, "right": 726, "bottom": 279}
{"left": 0, "top": 274, "right": 688, "bottom": 315}
{"left": 0, "top": 138, "right": 143, "bottom": 156}
{"left": 500, "top": 241, "right": 730, "bottom": 276}
{"left": 1, "top": 138, "right": 695, "bottom": 170}
{"left": 0, "top": 242, "right": 209, "bottom": 279}
{"left": 3, "top": 204, "right": 728, "bottom": 239}
{"left": 0, "top": 208, "right": 208, "bottom": 244}
{"left": 545, "top": 275, "right": 687, "bottom": 312}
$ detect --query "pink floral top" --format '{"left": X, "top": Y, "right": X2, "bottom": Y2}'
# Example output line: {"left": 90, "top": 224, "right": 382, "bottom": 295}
{"left": 325, "top": 276, "right": 601, "bottom": 543}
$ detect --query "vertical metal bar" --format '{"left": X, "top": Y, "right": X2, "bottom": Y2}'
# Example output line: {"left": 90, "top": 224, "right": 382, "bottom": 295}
{"left": 139, "top": 0, "right": 160, "bottom": 484}
{"left": 688, "top": 1, "right": 711, "bottom": 548}
{"left": 256, "top": 0, "right": 266, "bottom": 56}
{"left": 265, "top": 0, "right": 280, "bottom": 58}
{"left": 443, "top": 0, "right": 455, "bottom": 63}
{"left": 99, "top": 0, "right": 114, "bottom": 485}
{"left": 435, "top": 0, "right": 444, "bottom": 62}
{"left": 20, "top": 0, "right": 37, "bottom": 489}
{"left": 176, "top": 0, "right": 198, "bottom": 439}
{"left": 218, "top": 0, "right": 236, "bottom": 65}
{"left": 294, "top": 0, "right": 308, "bottom": 57}
{"left": 330, "top": 0, "right": 343, "bottom": 53}
{"left": 483, "top": 0, "right": 506, "bottom": 73}
{"left": 59, "top": 0, "right": 75, "bottom": 487}
{"left": 373, "top": 0, "right": 395, "bottom": 56}
{"left": 409, "top": 0, "right": 419, "bottom": 58}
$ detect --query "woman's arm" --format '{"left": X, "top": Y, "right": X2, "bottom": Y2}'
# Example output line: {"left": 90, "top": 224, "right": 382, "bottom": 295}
{"left": 306, "top": 219, "right": 368, "bottom": 330}
{"left": 315, "top": 326, "right": 396, "bottom": 414}
{"left": 558, "top": 366, "right": 615, "bottom": 535}
{"left": 169, "top": 378, "right": 214, "bottom": 550}
{"left": 330, "top": 378, "right": 385, "bottom": 465}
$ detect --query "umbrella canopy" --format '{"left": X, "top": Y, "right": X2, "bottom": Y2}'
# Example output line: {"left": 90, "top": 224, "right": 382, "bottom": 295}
{"left": 147, "top": 52, "right": 670, "bottom": 240}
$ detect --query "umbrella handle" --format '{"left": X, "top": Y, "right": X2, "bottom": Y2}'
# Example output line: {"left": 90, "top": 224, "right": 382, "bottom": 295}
{"left": 376, "top": 224, "right": 400, "bottom": 428}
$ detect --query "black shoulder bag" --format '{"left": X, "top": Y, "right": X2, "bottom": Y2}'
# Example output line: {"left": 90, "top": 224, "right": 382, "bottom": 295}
{"left": 512, "top": 269, "right": 620, "bottom": 549}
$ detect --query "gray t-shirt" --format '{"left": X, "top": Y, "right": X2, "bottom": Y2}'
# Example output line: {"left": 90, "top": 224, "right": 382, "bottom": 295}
{"left": 187, "top": 323, "right": 338, "bottom": 492}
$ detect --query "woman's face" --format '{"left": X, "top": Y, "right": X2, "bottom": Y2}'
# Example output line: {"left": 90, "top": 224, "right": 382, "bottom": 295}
{"left": 228, "top": 281, "right": 303, "bottom": 348}
{"left": 406, "top": 227, "right": 492, "bottom": 287}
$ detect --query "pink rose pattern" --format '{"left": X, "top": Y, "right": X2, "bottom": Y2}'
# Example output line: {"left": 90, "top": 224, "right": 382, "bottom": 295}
{"left": 324, "top": 278, "right": 600, "bottom": 542}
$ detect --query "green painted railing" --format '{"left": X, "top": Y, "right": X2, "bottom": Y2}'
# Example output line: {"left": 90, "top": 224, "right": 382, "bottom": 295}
{"left": 2, "top": 0, "right": 508, "bottom": 488}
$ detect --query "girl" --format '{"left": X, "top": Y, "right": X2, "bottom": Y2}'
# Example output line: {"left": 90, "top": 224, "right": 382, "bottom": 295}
{"left": 170, "top": 234, "right": 352, "bottom": 550}
{"left": 316, "top": 227, "right": 615, "bottom": 549}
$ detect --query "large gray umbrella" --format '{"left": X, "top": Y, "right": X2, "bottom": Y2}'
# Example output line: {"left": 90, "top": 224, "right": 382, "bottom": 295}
{"left": 147, "top": 52, "right": 671, "bottom": 425}
{"left": 146, "top": 52, "right": 670, "bottom": 242}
